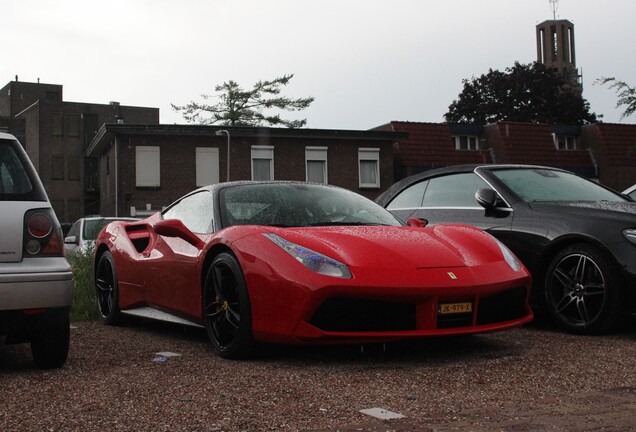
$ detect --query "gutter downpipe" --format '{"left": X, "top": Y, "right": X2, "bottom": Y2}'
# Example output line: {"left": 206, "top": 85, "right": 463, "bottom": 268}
{"left": 115, "top": 136, "right": 119, "bottom": 217}
{"left": 587, "top": 148, "right": 598, "bottom": 179}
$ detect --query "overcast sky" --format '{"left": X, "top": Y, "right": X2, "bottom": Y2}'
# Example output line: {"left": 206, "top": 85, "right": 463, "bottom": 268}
{"left": 4, "top": 0, "right": 635, "bottom": 129}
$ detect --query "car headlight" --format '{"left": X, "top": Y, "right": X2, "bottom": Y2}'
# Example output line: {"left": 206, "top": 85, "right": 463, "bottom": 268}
{"left": 493, "top": 237, "right": 523, "bottom": 272}
{"left": 264, "top": 233, "right": 352, "bottom": 278}
{"left": 624, "top": 229, "right": 636, "bottom": 245}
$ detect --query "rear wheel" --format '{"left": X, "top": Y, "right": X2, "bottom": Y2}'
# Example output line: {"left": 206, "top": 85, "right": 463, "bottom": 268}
{"left": 203, "top": 253, "right": 255, "bottom": 359}
{"left": 544, "top": 244, "right": 623, "bottom": 334}
{"left": 31, "top": 313, "right": 70, "bottom": 369}
{"left": 95, "top": 251, "right": 122, "bottom": 325}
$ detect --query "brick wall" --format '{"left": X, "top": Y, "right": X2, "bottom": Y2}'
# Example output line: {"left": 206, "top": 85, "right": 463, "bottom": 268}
{"left": 105, "top": 132, "right": 394, "bottom": 216}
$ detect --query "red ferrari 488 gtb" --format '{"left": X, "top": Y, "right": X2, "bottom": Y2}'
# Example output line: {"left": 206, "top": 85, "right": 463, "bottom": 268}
{"left": 94, "top": 182, "right": 532, "bottom": 358}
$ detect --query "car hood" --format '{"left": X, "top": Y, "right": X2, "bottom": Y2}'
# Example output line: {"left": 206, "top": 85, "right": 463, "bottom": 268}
{"left": 529, "top": 201, "right": 636, "bottom": 223}
{"left": 266, "top": 225, "right": 505, "bottom": 271}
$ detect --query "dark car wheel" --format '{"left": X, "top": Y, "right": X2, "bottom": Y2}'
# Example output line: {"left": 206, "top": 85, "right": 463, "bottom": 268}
{"left": 203, "top": 252, "right": 255, "bottom": 359}
{"left": 31, "top": 313, "right": 70, "bottom": 369}
{"left": 545, "top": 244, "right": 623, "bottom": 335}
{"left": 95, "top": 251, "right": 122, "bottom": 325}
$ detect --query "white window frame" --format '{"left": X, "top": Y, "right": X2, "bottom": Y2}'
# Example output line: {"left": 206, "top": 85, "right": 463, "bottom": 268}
{"left": 553, "top": 133, "right": 577, "bottom": 150}
{"left": 305, "top": 146, "right": 328, "bottom": 184}
{"left": 358, "top": 148, "right": 380, "bottom": 189}
{"left": 251, "top": 145, "right": 274, "bottom": 181}
{"left": 195, "top": 147, "right": 220, "bottom": 187}
{"left": 452, "top": 135, "right": 479, "bottom": 151}
{"left": 135, "top": 146, "right": 160, "bottom": 187}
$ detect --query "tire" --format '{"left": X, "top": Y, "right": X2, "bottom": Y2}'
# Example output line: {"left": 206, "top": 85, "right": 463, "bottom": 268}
{"left": 31, "top": 313, "right": 70, "bottom": 369}
{"left": 544, "top": 243, "right": 624, "bottom": 335}
{"left": 95, "top": 251, "right": 122, "bottom": 325}
{"left": 203, "top": 252, "right": 255, "bottom": 359}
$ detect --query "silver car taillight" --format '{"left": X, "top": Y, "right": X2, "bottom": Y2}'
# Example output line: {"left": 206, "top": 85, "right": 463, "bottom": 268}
{"left": 23, "top": 209, "right": 64, "bottom": 256}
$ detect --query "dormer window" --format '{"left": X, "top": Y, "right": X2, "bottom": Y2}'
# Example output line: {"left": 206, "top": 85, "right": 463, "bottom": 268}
{"left": 553, "top": 134, "right": 577, "bottom": 150}
{"left": 452, "top": 135, "right": 479, "bottom": 151}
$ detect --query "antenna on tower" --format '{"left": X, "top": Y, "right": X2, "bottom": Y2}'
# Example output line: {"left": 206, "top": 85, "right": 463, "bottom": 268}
{"left": 549, "top": 0, "right": 559, "bottom": 20}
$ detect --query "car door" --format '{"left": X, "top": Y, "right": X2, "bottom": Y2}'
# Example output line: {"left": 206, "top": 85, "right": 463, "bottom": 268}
{"left": 387, "top": 172, "right": 514, "bottom": 236}
{"left": 142, "top": 190, "right": 215, "bottom": 319}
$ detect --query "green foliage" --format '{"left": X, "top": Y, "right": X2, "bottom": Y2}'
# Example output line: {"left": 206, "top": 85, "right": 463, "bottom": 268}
{"left": 172, "top": 74, "right": 315, "bottom": 128}
{"left": 595, "top": 77, "right": 636, "bottom": 119}
{"left": 445, "top": 62, "right": 598, "bottom": 125}
{"left": 67, "top": 249, "right": 99, "bottom": 322}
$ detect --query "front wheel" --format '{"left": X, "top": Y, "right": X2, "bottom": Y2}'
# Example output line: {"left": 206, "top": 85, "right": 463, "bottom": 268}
{"left": 544, "top": 244, "right": 623, "bottom": 334}
{"left": 95, "top": 251, "right": 122, "bottom": 325}
{"left": 203, "top": 253, "right": 255, "bottom": 359}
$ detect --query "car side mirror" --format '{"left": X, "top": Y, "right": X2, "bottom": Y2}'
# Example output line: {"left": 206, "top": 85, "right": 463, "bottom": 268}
{"left": 64, "top": 235, "right": 78, "bottom": 245}
{"left": 406, "top": 217, "right": 428, "bottom": 228}
{"left": 153, "top": 219, "right": 204, "bottom": 249}
{"left": 475, "top": 188, "right": 498, "bottom": 210}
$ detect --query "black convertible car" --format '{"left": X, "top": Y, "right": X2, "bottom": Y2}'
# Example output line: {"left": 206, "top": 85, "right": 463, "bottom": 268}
{"left": 376, "top": 164, "right": 636, "bottom": 335}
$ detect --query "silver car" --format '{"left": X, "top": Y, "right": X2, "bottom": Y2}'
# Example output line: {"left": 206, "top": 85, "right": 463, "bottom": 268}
{"left": 624, "top": 184, "right": 636, "bottom": 200}
{"left": 0, "top": 132, "right": 73, "bottom": 368}
{"left": 64, "top": 216, "right": 138, "bottom": 256}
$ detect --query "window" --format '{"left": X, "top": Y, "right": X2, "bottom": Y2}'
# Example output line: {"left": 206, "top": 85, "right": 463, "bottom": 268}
{"left": 196, "top": 147, "right": 219, "bottom": 187}
{"left": 251, "top": 146, "right": 274, "bottom": 181}
{"left": 358, "top": 148, "right": 380, "bottom": 188}
{"left": 67, "top": 199, "right": 82, "bottom": 223}
{"left": 422, "top": 173, "right": 490, "bottom": 207}
{"left": 67, "top": 113, "right": 80, "bottom": 137}
{"left": 52, "top": 113, "right": 63, "bottom": 136}
{"left": 46, "top": 91, "right": 61, "bottom": 104}
{"left": 52, "top": 156, "right": 65, "bottom": 180}
{"left": 306, "top": 146, "right": 327, "bottom": 183}
{"left": 553, "top": 134, "right": 576, "bottom": 150}
{"left": 387, "top": 180, "right": 428, "bottom": 210}
{"left": 67, "top": 156, "right": 81, "bottom": 181}
{"left": 135, "top": 146, "right": 160, "bottom": 187}
{"left": 0, "top": 142, "right": 33, "bottom": 195}
{"left": 452, "top": 135, "right": 479, "bottom": 150}
{"left": 163, "top": 190, "right": 215, "bottom": 234}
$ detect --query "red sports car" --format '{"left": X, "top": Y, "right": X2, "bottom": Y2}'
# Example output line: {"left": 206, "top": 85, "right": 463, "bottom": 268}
{"left": 94, "top": 182, "right": 532, "bottom": 358}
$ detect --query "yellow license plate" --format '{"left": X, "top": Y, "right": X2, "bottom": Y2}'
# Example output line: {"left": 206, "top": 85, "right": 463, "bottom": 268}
{"left": 438, "top": 302, "right": 473, "bottom": 315}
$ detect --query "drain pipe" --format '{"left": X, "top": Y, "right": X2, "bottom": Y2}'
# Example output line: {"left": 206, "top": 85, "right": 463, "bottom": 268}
{"left": 114, "top": 136, "right": 119, "bottom": 217}
{"left": 587, "top": 148, "right": 598, "bottom": 179}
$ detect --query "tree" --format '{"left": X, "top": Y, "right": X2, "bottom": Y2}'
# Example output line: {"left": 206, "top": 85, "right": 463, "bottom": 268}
{"left": 445, "top": 62, "right": 598, "bottom": 125}
{"left": 172, "top": 74, "right": 315, "bottom": 128}
{"left": 596, "top": 77, "right": 636, "bottom": 120}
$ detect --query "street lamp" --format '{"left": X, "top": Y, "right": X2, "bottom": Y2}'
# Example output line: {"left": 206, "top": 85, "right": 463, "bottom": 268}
{"left": 215, "top": 129, "right": 230, "bottom": 182}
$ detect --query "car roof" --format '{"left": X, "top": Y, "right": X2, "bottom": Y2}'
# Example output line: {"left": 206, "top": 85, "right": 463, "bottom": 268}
{"left": 375, "top": 163, "right": 567, "bottom": 207}
{"left": 0, "top": 132, "right": 18, "bottom": 140}
{"left": 196, "top": 180, "right": 349, "bottom": 196}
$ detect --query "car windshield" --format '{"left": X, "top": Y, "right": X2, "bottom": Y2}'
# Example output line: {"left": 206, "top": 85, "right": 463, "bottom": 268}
{"left": 220, "top": 183, "right": 401, "bottom": 228}
{"left": 490, "top": 168, "right": 627, "bottom": 202}
{"left": 83, "top": 219, "right": 117, "bottom": 240}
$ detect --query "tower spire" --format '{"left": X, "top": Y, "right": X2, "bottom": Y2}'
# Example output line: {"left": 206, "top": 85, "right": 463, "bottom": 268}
{"left": 549, "top": 0, "right": 559, "bottom": 20}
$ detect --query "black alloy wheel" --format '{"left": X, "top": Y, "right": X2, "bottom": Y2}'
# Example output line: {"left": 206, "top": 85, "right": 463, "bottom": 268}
{"left": 203, "top": 252, "right": 255, "bottom": 359}
{"left": 95, "top": 251, "right": 122, "bottom": 325}
{"left": 544, "top": 244, "right": 623, "bottom": 335}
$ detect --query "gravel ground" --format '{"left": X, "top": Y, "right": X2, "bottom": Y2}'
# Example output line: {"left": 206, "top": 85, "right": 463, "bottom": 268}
{"left": 1, "top": 316, "right": 635, "bottom": 431}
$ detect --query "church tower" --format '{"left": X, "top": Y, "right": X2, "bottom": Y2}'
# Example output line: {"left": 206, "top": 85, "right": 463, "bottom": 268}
{"left": 536, "top": 0, "right": 582, "bottom": 94}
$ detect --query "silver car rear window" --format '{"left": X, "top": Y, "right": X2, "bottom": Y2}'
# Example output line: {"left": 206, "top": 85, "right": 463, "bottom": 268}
{"left": 0, "top": 141, "right": 33, "bottom": 197}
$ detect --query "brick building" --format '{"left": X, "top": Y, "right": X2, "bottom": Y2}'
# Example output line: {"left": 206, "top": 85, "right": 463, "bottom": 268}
{"left": 0, "top": 80, "right": 159, "bottom": 222}
{"left": 378, "top": 120, "right": 636, "bottom": 192}
{"left": 85, "top": 124, "right": 406, "bottom": 217}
